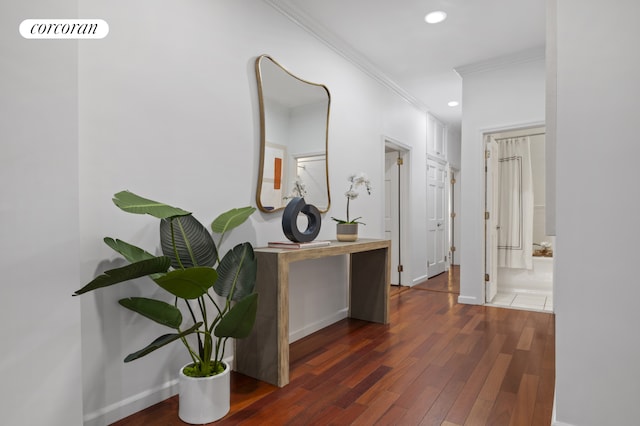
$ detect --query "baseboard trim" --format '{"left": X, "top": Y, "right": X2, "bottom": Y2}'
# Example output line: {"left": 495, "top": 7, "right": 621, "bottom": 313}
{"left": 289, "top": 308, "right": 348, "bottom": 343}
{"left": 552, "top": 420, "right": 576, "bottom": 426}
{"left": 83, "top": 379, "right": 179, "bottom": 426}
{"left": 411, "top": 274, "right": 429, "bottom": 286}
{"left": 458, "top": 295, "right": 481, "bottom": 305}
{"left": 551, "top": 391, "right": 576, "bottom": 426}
{"left": 83, "top": 356, "right": 234, "bottom": 426}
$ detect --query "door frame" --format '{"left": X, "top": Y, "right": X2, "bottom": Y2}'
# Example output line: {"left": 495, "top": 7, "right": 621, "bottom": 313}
{"left": 383, "top": 137, "right": 411, "bottom": 286}
{"left": 481, "top": 121, "right": 547, "bottom": 303}
{"left": 484, "top": 136, "right": 499, "bottom": 302}
{"left": 449, "top": 165, "right": 459, "bottom": 266}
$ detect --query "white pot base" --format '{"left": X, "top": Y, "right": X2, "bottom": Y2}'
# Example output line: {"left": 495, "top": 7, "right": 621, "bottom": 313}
{"left": 178, "top": 362, "right": 230, "bottom": 424}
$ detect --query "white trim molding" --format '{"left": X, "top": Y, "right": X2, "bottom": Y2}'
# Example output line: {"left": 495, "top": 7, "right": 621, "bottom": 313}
{"left": 83, "top": 379, "right": 179, "bottom": 426}
{"left": 263, "top": 0, "right": 429, "bottom": 113}
{"left": 289, "top": 308, "right": 348, "bottom": 343}
{"left": 412, "top": 274, "right": 429, "bottom": 287}
{"left": 458, "top": 295, "right": 482, "bottom": 305}
{"left": 552, "top": 420, "right": 576, "bottom": 426}
{"left": 552, "top": 393, "right": 577, "bottom": 426}
{"left": 455, "top": 46, "right": 545, "bottom": 77}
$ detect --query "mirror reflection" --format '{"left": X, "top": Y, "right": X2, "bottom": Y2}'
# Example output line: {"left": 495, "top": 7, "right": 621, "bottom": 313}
{"left": 256, "top": 55, "right": 331, "bottom": 213}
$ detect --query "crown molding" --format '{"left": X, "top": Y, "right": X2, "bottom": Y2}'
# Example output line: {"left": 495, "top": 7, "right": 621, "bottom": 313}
{"left": 263, "top": 0, "right": 429, "bottom": 113}
{"left": 454, "top": 46, "right": 545, "bottom": 77}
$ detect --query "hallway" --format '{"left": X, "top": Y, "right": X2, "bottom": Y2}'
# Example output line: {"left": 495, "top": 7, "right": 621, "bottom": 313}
{"left": 115, "top": 264, "right": 555, "bottom": 425}
{"left": 414, "top": 265, "right": 461, "bottom": 295}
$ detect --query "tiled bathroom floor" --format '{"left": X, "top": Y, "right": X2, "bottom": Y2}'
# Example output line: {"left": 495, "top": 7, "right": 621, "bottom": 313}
{"left": 489, "top": 292, "right": 554, "bottom": 312}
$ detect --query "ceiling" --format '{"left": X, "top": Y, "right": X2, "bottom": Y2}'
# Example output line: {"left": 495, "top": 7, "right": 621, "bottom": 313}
{"left": 268, "top": 0, "right": 546, "bottom": 131}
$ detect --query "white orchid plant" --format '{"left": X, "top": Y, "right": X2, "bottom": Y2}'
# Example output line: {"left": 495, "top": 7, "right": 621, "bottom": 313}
{"left": 283, "top": 176, "right": 308, "bottom": 200}
{"left": 331, "top": 172, "right": 372, "bottom": 225}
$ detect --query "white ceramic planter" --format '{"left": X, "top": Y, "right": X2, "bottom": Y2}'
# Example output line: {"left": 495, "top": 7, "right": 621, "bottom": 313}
{"left": 178, "top": 361, "right": 230, "bottom": 424}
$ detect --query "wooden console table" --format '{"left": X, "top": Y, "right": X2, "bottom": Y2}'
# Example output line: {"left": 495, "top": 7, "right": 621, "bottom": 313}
{"left": 235, "top": 238, "right": 391, "bottom": 387}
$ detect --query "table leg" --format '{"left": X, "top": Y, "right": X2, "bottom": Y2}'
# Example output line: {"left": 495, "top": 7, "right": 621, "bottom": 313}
{"left": 349, "top": 248, "right": 390, "bottom": 324}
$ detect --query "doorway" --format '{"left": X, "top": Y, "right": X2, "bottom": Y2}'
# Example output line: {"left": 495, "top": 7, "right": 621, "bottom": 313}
{"left": 484, "top": 126, "right": 554, "bottom": 312}
{"left": 384, "top": 139, "right": 410, "bottom": 286}
{"left": 427, "top": 156, "right": 448, "bottom": 278}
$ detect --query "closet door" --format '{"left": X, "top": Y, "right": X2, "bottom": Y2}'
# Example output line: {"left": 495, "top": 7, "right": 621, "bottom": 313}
{"left": 427, "top": 114, "right": 447, "bottom": 159}
{"left": 427, "top": 157, "right": 447, "bottom": 277}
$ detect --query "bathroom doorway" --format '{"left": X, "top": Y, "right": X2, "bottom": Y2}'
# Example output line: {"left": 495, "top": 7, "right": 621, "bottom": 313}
{"left": 484, "top": 126, "right": 554, "bottom": 312}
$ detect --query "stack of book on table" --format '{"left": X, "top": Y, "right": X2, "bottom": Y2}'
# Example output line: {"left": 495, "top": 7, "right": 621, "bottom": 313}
{"left": 267, "top": 240, "right": 331, "bottom": 249}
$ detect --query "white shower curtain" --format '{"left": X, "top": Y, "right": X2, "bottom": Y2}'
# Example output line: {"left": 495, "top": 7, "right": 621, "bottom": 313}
{"left": 496, "top": 136, "right": 534, "bottom": 269}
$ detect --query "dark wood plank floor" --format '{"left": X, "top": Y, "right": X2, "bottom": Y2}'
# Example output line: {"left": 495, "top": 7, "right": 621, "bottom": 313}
{"left": 113, "top": 266, "right": 554, "bottom": 425}
{"left": 413, "top": 266, "right": 460, "bottom": 295}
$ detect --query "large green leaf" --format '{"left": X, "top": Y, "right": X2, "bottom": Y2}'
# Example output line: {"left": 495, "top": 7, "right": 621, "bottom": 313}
{"left": 73, "top": 257, "right": 171, "bottom": 296}
{"left": 113, "top": 191, "right": 191, "bottom": 219}
{"left": 119, "top": 297, "right": 182, "bottom": 329}
{"left": 160, "top": 215, "right": 217, "bottom": 269}
{"left": 123, "top": 322, "right": 202, "bottom": 362}
{"left": 211, "top": 207, "right": 256, "bottom": 235}
{"left": 104, "top": 238, "right": 166, "bottom": 280}
{"left": 153, "top": 267, "right": 217, "bottom": 299}
{"left": 214, "top": 293, "right": 258, "bottom": 339}
{"left": 104, "top": 238, "right": 155, "bottom": 263}
{"left": 214, "top": 243, "right": 257, "bottom": 301}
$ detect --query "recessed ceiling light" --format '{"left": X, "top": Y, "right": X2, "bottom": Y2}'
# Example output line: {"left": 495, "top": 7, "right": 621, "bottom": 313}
{"left": 425, "top": 11, "right": 447, "bottom": 24}
{"left": 448, "top": 101, "right": 459, "bottom": 107}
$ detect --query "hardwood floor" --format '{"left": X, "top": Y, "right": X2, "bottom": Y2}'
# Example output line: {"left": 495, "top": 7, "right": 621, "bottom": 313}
{"left": 413, "top": 266, "right": 460, "bottom": 295}
{"left": 113, "top": 266, "right": 554, "bottom": 425}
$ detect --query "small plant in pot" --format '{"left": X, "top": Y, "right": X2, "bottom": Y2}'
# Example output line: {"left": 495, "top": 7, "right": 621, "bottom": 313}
{"left": 332, "top": 172, "right": 372, "bottom": 242}
{"left": 73, "top": 191, "right": 258, "bottom": 424}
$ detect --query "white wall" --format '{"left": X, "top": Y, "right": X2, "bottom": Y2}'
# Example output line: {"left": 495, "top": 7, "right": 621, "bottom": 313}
{"left": 0, "top": 1, "right": 84, "bottom": 425}
{"left": 530, "top": 134, "right": 548, "bottom": 245}
{"left": 447, "top": 125, "right": 462, "bottom": 170}
{"left": 382, "top": 97, "right": 429, "bottom": 285}
{"left": 457, "top": 54, "right": 546, "bottom": 304}
{"left": 76, "top": 0, "right": 429, "bottom": 423}
{"left": 553, "top": 1, "right": 640, "bottom": 424}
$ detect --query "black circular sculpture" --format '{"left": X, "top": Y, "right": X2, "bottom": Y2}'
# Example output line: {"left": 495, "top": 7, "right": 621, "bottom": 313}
{"left": 282, "top": 197, "right": 321, "bottom": 243}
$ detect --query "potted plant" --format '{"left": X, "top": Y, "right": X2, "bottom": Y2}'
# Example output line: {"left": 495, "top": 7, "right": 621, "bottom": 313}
{"left": 331, "top": 172, "right": 372, "bottom": 241}
{"left": 73, "top": 191, "right": 258, "bottom": 424}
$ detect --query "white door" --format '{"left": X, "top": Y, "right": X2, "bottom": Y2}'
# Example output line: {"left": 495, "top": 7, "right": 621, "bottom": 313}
{"left": 427, "top": 114, "right": 446, "bottom": 158}
{"left": 485, "top": 138, "right": 500, "bottom": 302}
{"left": 385, "top": 151, "right": 401, "bottom": 285}
{"left": 427, "top": 158, "right": 447, "bottom": 277}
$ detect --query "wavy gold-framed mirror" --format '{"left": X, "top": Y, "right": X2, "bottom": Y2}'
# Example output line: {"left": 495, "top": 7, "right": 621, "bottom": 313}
{"left": 255, "top": 55, "right": 331, "bottom": 213}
